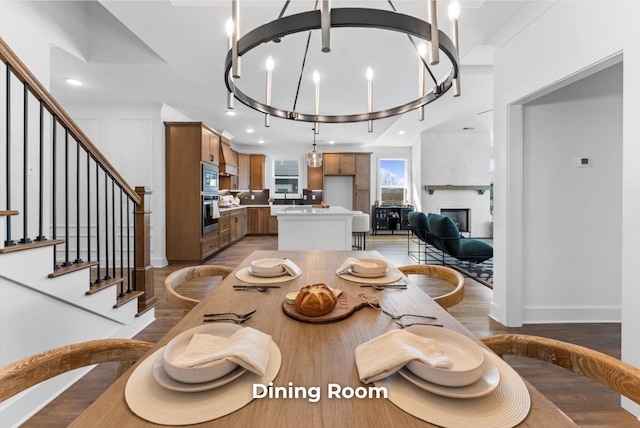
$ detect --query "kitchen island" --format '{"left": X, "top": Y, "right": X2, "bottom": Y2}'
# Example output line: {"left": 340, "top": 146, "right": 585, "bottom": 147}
{"left": 275, "top": 206, "right": 353, "bottom": 250}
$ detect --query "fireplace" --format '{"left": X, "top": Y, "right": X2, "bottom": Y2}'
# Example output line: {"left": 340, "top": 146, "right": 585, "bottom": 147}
{"left": 441, "top": 208, "right": 470, "bottom": 234}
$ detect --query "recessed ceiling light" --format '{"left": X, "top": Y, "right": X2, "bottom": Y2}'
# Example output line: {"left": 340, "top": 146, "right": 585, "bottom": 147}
{"left": 246, "top": 128, "right": 254, "bottom": 133}
{"left": 226, "top": 110, "right": 236, "bottom": 116}
{"left": 65, "top": 78, "right": 83, "bottom": 86}
{"left": 329, "top": 140, "right": 335, "bottom": 145}
{"left": 258, "top": 139, "right": 264, "bottom": 144}
{"left": 398, "top": 130, "right": 405, "bottom": 135}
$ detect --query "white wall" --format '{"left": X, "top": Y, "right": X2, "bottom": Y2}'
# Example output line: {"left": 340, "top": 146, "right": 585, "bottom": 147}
{"left": 70, "top": 107, "right": 168, "bottom": 267}
{"left": 492, "top": 1, "right": 640, "bottom": 417}
{"left": 522, "top": 63, "right": 622, "bottom": 322}
{"left": 420, "top": 132, "right": 492, "bottom": 237}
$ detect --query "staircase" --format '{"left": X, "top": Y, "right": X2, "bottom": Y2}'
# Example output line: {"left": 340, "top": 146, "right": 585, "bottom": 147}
{"left": 0, "top": 38, "right": 157, "bottom": 426}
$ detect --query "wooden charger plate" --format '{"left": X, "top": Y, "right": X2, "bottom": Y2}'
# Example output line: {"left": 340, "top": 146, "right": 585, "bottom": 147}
{"left": 282, "top": 291, "right": 378, "bottom": 323}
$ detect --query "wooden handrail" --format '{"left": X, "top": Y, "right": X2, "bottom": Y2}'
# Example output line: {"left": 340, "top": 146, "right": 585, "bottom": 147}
{"left": 0, "top": 37, "right": 140, "bottom": 205}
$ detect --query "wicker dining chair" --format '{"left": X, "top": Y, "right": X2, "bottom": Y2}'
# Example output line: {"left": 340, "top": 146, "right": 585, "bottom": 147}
{"left": 482, "top": 334, "right": 640, "bottom": 405}
{"left": 164, "top": 265, "right": 234, "bottom": 311}
{"left": 397, "top": 264, "right": 465, "bottom": 309}
{"left": 0, "top": 339, "right": 153, "bottom": 402}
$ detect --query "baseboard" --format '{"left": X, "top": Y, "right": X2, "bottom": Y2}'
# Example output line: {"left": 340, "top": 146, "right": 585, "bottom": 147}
{"left": 523, "top": 305, "right": 621, "bottom": 324}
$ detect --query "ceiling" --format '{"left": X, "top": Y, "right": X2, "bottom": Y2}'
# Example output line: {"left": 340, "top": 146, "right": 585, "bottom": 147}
{"left": 45, "top": 0, "right": 552, "bottom": 149}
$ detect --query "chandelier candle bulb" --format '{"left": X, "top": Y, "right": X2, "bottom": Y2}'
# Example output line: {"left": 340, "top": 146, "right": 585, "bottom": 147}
{"left": 418, "top": 42, "right": 427, "bottom": 121}
{"left": 265, "top": 56, "right": 274, "bottom": 127}
{"left": 428, "top": 0, "right": 439, "bottom": 65}
{"left": 313, "top": 70, "right": 320, "bottom": 134}
{"left": 366, "top": 67, "right": 373, "bottom": 133}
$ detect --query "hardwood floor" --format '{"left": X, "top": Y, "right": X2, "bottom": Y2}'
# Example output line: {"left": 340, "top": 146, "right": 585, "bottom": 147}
{"left": 22, "top": 234, "right": 639, "bottom": 427}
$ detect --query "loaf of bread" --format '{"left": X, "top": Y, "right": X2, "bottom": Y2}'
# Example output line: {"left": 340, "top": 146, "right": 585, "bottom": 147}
{"left": 295, "top": 283, "right": 337, "bottom": 317}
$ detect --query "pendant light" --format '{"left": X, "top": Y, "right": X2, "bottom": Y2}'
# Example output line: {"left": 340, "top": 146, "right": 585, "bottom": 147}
{"left": 306, "top": 131, "right": 322, "bottom": 168}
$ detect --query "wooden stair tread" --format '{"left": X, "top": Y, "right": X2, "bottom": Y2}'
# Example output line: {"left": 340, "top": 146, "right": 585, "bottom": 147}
{"left": 115, "top": 290, "right": 144, "bottom": 308}
{"left": 86, "top": 276, "right": 125, "bottom": 295}
{"left": 47, "top": 260, "right": 99, "bottom": 278}
{"left": 1, "top": 239, "right": 64, "bottom": 254}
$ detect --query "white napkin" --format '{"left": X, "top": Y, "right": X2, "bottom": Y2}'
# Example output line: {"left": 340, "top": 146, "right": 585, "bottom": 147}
{"left": 355, "top": 329, "right": 453, "bottom": 384}
{"left": 280, "top": 259, "right": 302, "bottom": 276}
{"left": 337, "top": 257, "right": 386, "bottom": 274}
{"left": 172, "top": 327, "right": 272, "bottom": 377}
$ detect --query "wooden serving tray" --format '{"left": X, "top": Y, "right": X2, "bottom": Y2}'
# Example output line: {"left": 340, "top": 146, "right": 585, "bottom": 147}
{"left": 282, "top": 292, "right": 378, "bottom": 324}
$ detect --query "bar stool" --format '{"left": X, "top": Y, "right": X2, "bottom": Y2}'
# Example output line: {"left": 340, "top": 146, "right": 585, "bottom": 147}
{"left": 352, "top": 211, "right": 370, "bottom": 250}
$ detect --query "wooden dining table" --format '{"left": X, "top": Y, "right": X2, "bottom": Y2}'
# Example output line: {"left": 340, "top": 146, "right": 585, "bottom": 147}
{"left": 71, "top": 250, "right": 577, "bottom": 427}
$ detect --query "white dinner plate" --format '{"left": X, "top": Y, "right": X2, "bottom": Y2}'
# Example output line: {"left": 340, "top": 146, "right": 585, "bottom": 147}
{"left": 153, "top": 352, "right": 247, "bottom": 392}
{"left": 398, "top": 349, "right": 500, "bottom": 398}
{"left": 348, "top": 268, "right": 390, "bottom": 278}
{"left": 248, "top": 266, "right": 287, "bottom": 278}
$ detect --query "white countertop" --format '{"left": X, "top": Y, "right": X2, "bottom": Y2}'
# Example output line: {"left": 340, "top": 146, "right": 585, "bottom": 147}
{"left": 275, "top": 206, "right": 353, "bottom": 216}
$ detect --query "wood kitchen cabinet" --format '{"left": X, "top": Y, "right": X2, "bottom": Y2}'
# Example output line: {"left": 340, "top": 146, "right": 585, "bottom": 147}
{"left": 307, "top": 164, "right": 324, "bottom": 190}
{"left": 238, "top": 153, "right": 250, "bottom": 190}
{"left": 248, "top": 207, "right": 271, "bottom": 234}
{"left": 201, "top": 127, "right": 219, "bottom": 165}
{"left": 165, "top": 122, "right": 222, "bottom": 262}
{"left": 249, "top": 154, "right": 265, "bottom": 190}
{"left": 323, "top": 153, "right": 356, "bottom": 176}
{"left": 230, "top": 209, "right": 247, "bottom": 242}
{"left": 354, "top": 153, "right": 371, "bottom": 214}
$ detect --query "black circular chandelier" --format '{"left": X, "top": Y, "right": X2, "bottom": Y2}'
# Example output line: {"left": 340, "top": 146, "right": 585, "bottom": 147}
{"left": 224, "top": 1, "right": 461, "bottom": 131}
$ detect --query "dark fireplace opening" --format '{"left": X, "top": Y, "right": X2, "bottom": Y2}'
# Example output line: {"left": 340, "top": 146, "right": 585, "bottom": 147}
{"left": 441, "top": 208, "right": 470, "bottom": 233}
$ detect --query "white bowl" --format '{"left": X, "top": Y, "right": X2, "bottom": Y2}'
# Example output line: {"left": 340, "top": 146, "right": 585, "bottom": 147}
{"left": 250, "top": 258, "right": 286, "bottom": 275}
{"left": 350, "top": 258, "right": 388, "bottom": 275}
{"left": 404, "top": 326, "right": 485, "bottom": 387}
{"left": 163, "top": 324, "right": 240, "bottom": 384}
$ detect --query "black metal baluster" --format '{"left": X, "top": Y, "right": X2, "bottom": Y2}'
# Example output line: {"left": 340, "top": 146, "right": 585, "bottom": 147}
{"left": 118, "top": 187, "right": 125, "bottom": 298}
{"left": 103, "top": 171, "right": 111, "bottom": 280}
{"left": 4, "top": 63, "right": 15, "bottom": 247}
{"left": 35, "top": 101, "right": 46, "bottom": 241}
{"left": 74, "top": 139, "right": 82, "bottom": 263}
{"left": 112, "top": 180, "right": 116, "bottom": 282}
{"left": 52, "top": 117, "right": 59, "bottom": 270}
{"left": 94, "top": 164, "right": 102, "bottom": 285}
{"left": 126, "top": 197, "right": 131, "bottom": 293}
{"left": 62, "top": 130, "right": 71, "bottom": 267}
{"left": 19, "top": 83, "right": 31, "bottom": 244}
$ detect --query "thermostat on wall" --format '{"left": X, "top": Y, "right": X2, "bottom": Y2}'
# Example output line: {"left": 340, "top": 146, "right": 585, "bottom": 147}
{"left": 576, "top": 156, "right": 590, "bottom": 167}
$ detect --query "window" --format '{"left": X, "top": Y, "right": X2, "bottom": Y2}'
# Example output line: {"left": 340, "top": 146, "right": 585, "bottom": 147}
{"left": 379, "top": 158, "right": 407, "bottom": 205}
{"left": 273, "top": 159, "right": 300, "bottom": 197}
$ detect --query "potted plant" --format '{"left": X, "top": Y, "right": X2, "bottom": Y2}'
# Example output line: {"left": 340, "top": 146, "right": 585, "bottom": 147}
{"left": 235, "top": 191, "right": 247, "bottom": 205}
{"left": 268, "top": 197, "right": 274, "bottom": 205}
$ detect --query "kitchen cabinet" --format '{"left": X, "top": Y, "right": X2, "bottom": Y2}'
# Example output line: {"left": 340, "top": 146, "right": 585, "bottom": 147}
{"left": 353, "top": 153, "right": 371, "bottom": 214}
{"left": 165, "top": 122, "right": 222, "bottom": 262}
{"left": 238, "top": 154, "right": 250, "bottom": 190}
{"left": 201, "top": 127, "right": 219, "bottom": 165}
{"left": 219, "top": 211, "right": 231, "bottom": 249}
{"left": 323, "top": 153, "right": 356, "bottom": 176}
{"left": 248, "top": 207, "right": 271, "bottom": 234}
{"left": 249, "top": 154, "right": 265, "bottom": 190}
{"left": 307, "top": 164, "right": 324, "bottom": 190}
{"left": 230, "top": 208, "right": 247, "bottom": 242}
{"left": 269, "top": 215, "right": 279, "bottom": 234}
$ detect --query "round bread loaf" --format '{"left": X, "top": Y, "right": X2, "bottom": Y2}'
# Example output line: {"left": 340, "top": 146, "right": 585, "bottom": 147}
{"left": 295, "top": 283, "right": 337, "bottom": 317}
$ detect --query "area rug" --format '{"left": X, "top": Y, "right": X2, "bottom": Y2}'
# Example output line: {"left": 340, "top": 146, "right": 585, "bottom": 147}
{"left": 423, "top": 250, "right": 494, "bottom": 289}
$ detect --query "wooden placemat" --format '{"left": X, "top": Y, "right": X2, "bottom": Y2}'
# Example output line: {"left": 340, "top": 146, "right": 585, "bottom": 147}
{"left": 282, "top": 292, "right": 379, "bottom": 323}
